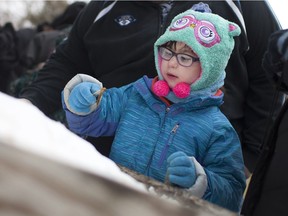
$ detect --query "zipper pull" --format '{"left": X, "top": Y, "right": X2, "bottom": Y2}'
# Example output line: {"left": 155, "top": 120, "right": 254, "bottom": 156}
{"left": 171, "top": 124, "right": 179, "bottom": 133}
{"left": 166, "top": 107, "right": 170, "bottom": 113}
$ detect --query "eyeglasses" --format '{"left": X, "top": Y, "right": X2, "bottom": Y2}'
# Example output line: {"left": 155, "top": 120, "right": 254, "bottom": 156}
{"left": 158, "top": 46, "right": 199, "bottom": 67}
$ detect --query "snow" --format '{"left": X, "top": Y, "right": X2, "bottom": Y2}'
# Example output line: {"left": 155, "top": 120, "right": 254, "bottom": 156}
{"left": 0, "top": 92, "right": 146, "bottom": 193}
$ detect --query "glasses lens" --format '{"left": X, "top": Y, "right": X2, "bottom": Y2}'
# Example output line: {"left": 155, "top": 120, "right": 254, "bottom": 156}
{"left": 177, "top": 54, "right": 193, "bottom": 67}
{"left": 159, "top": 47, "right": 172, "bottom": 60}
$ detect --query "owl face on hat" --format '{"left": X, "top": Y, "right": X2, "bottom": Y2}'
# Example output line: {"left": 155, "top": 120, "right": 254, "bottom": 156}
{"left": 170, "top": 14, "right": 221, "bottom": 48}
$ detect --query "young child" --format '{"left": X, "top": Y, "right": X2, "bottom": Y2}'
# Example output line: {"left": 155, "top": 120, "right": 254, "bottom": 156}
{"left": 62, "top": 10, "right": 246, "bottom": 212}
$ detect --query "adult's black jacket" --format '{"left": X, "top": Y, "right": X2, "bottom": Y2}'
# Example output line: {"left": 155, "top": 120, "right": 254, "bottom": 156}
{"left": 241, "top": 98, "right": 288, "bottom": 215}
{"left": 241, "top": 29, "right": 288, "bottom": 215}
{"left": 20, "top": 1, "right": 283, "bottom": 171}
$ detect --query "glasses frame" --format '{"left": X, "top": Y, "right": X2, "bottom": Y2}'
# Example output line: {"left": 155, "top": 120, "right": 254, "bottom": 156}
{"left": 158, "top": 46, "right": 199, "bottom": 67}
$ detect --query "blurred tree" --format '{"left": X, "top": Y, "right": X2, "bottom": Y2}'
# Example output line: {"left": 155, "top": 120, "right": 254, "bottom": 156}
{"left": 0, "top": 1, "right": 69, "bottom": 29}
{"left": 20, "top": 1, "right": 69, "bottom": 28}
{"left": 0, "top": 1, "right": 25, "bottom": 28}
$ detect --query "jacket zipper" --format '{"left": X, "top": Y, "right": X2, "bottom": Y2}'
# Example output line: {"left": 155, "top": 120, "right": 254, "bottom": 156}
{"left": 158, "top": 123, "right": 180, "bottom": 167}
{"left": 145, "top": 107, "right": 170, "bottom": 175}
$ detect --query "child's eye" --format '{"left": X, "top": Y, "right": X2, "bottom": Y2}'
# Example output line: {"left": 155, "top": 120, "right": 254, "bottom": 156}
{"left": 163, "top": 50, "right": 172, "bottom": 58}
{"left": 179, "top": 55, "right": 191, "bottom": 62}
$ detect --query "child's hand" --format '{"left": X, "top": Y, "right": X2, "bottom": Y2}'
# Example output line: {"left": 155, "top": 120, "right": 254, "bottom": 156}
{"left": 167, "top": 151, "right": 196, "bottom": 188}
{"left": 68, "top": 82, "right": 100, "bottom": 114}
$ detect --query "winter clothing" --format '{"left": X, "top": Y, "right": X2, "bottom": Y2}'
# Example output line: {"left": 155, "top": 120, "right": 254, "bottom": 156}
{"left": 64, "top": 74, "right": 103, "bottom": 115}
{"left": 241, "top": 29, "right": 288, "bottom": 216}
{"left": 62, "top": 74, "right": 246, "bottom": 212}
{"left": 154, "top": 10, "right": 240, "bottom": 93}
{"left": 62, "top": 9, "right": 246, "bottom": 212}
{"left": 263, "top": 29, "right": 288, "bottom": 93}
{"left": 51, "top": 1, "right": 87, "bottom": 31}
{"left": 0, "top": 23, "right": 19, "bottom": 93}
{"left": 19, "top": 1, "right": 283, "bottom": 172}
{"left": 25, "top": 30, "right": 62, "bottom": 69}
{"left": 153, "top": 80, "right": 191, "bottom": 98}
{"left": 167, "top": 151, "right": 197, "bottom": 188}
{"left": 67, "top": 82, "right": 99, "bottom": 114}
{"left": 242, "top": 100, "right": 288, "bottom": 216}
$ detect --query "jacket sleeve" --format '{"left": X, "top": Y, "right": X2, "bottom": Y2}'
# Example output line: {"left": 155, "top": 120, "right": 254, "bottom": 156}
{"left": 201, "top": 117, "right": 246, "bottom": 213}
{"left": 240, "top": 0, "right": 284, "bottom": 169}
{"left": 19, "top": 2, "right": 105, "bottom": 116}
{"left": 63, "top": 81, "right": 133, "bottom": 138}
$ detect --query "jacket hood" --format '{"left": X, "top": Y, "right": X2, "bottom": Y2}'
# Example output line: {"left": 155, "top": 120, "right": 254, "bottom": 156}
{"left": 154, "top": 10, "right": 241, "bottom": 93}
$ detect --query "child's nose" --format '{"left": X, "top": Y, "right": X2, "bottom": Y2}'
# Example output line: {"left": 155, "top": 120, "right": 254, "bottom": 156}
{"left": 168, "top": 56, "right": 178, "bottom": 67}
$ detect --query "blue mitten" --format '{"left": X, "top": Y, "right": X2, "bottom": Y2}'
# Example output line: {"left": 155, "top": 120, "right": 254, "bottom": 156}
{"left": 167, "top": 151, "right": 196, "bottom": 188}
{"left": 68, "top": 82, "right": 101, "bottom": 114}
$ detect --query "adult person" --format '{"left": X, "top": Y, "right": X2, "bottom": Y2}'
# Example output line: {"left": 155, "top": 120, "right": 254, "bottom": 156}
{"left": 19, "top": 1, "right": 283, "bottom": 174}
{"left": 0, "top": 22, "right": 19, "bottom": 93}
{"left": 241, "top": 29, "right": 288, "bottom": 216}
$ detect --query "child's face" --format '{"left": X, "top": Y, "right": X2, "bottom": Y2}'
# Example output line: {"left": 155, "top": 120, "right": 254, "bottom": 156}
{"left": 160, "top": 42, "right": 201, "bottom": 89}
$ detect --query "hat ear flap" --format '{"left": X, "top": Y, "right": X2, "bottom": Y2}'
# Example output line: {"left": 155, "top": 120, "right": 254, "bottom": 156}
{"left": 228, "top": 22, "right": 241, "bottom": 37}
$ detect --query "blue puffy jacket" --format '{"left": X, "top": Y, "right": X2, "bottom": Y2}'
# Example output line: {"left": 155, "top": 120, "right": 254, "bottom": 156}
{"left": 63, "top": 75, "right": 246, "bottom": 212}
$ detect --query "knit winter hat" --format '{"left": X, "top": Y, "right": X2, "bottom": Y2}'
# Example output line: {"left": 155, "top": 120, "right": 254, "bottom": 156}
{"left": 154, "top": 9, "right": 241, "bottom": 96}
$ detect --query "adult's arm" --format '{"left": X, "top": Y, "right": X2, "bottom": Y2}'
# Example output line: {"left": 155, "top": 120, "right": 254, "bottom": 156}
{"left": 240, "top": 0, "right": 284, "bottom": 170}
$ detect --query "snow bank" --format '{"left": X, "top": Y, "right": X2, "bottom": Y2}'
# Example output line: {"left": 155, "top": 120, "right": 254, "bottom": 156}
{"left": 0, "top": 92, "right": 146, "bottom": 192}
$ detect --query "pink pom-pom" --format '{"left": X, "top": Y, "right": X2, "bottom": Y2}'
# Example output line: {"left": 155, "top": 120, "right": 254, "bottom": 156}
{"left": 173, "top": 82, "right": 190, "bottom": 98}
{"left": 153, "top": 80, "right": 169, "bottom": 97}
